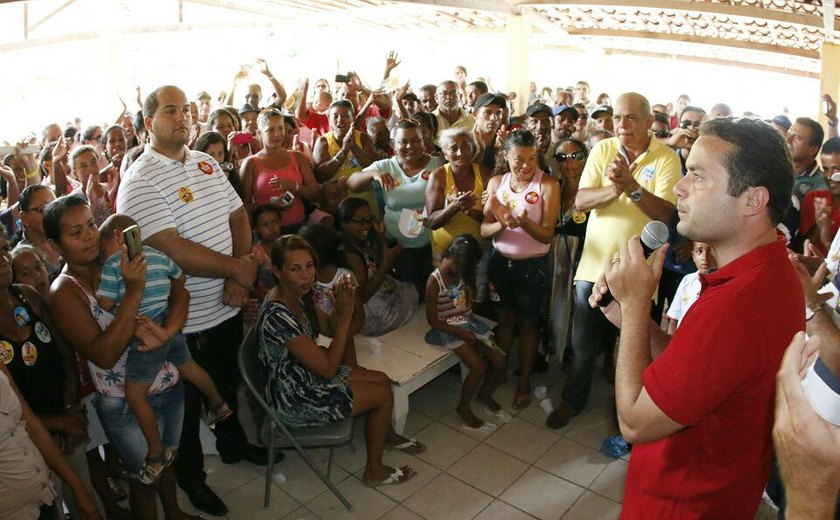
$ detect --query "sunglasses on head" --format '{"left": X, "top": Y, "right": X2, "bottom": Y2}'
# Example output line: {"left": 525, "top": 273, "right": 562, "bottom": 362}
{"left": 654, "top": 130, "right": 672, "bottom": 138}
{"left": 555, "top": 151, "right": 586, "bottom": 162}
{"left": 680, "top": 120, "right": 702, "bottom": 130}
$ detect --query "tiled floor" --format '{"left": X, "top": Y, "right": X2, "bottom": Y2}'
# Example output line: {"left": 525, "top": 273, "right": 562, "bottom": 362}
{"left": 171, "top": 360, "right": 780, "bottom": 520}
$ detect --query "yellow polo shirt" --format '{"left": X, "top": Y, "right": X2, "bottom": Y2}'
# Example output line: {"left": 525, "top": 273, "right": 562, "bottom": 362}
{"left": 433, "top": 108, "right": 475, "bottom": 142}
{"left": 574, "top": 133, "right": 682, "bottom": 283}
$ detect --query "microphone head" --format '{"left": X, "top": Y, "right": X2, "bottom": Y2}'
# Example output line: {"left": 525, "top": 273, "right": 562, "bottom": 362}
{"left": 833, "top": 172, "right": 840, "bottom": 182}
{"left": 641, "top": 220, "right": 669, "bottom": 251}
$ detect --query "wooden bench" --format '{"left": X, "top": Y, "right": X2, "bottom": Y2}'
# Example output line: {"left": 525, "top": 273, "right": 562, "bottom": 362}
{"left": 356, "top": 306, "right": 494, "bottom": 434}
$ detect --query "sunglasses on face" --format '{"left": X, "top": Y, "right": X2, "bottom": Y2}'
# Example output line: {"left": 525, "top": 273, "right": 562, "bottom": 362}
{"left": 576, "top": 114, "right": 588, "bottom": 121}
{"left": 680, "top": 120, "right": 702, "bottom": 130}
{"left": 654, "top": 130, "right": 672, "bottom": 138}
{"left": 349, "top": 216, "right": 373, "bottom": 224}
{"left": 555, "top": 151, "right": 586, "bottom": 162}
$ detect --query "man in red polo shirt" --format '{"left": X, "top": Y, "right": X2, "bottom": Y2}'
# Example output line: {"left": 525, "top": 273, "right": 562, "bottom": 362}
{"left": 799, "top": 136, "right": 840, "bottom": 255}
{"left": 592, "top": 118, "right": 804, "bottom": 518}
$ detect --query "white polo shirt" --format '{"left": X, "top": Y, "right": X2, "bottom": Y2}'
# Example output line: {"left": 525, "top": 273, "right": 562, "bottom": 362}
{"left": 117, "top": 144, "right": 242, "bottom": 333}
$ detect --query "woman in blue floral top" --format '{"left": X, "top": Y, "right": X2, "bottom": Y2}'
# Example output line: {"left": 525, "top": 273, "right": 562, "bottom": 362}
{"left": 257, "top": 235, "right": 422, "bottom": 487}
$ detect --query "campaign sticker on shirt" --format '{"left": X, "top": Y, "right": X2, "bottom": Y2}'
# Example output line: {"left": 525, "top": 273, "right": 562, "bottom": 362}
{"left": 641, "top": 166, "right": 655, "bottom": 182}
{"left": 488, "top": 282, "right": 500, "bottom": 302}
{"left": 13, "top": 306, "right": 30, "bottom": 327}
{"left": 421, "top": 170, "right": 430, "bottom": 180}
{"left": 0, "top": 341, "right": 12, "bottom": 364}
{"left": 525, "top": 191, "right": 540, "bottom": 204}
{"left": 34, "top": 322, "right": 52, "bottom": 343}
{"left": 197, "top": 161, "right": 214, "bottom": 175}
{"left": 178, "top": 187, "right": 194, "bottom": 204}
{"left": 572, "top": 210, "right": 587, "bottom": 224}
{"left": 21, "top": 342, "right": 37, "bottom": 367}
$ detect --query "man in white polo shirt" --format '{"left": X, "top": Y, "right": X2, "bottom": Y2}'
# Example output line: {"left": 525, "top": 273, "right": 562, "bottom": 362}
{"left": 117, "top": 85, "right": 262, "bottom": 516}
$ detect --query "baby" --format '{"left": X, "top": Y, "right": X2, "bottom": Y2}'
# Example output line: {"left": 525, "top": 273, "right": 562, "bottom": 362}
{"left": 96, "top": 213, "right": 232, "bottom": 484}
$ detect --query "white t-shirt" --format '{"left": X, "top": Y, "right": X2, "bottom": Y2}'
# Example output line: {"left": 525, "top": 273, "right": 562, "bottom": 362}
{"left": 666, "top": 271, "right": 702, "bottom": 328}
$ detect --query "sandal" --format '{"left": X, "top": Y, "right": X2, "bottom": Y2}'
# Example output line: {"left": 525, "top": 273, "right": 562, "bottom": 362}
{"left": 387, "top": 438, "right": 426, "bottom": 454}
{"left": 513, "top": 392, "right": 531, "bottom": 410}
{"left": 462, "top": 421, "right": 497, "bottom": 433}
{"left": 364, "top": 465, "right": 416, "bottom": 487}
{"left": 484, "top": 407, "right": 512, "bottom": 424}
{"left": 107, "top": 476, "right": 128, "bottom": 502}
{"left": 138, "top": 449, "right": 175, "bottom": 485}
{"left": 205, "top": 403, "right": 234, "bottom": 428}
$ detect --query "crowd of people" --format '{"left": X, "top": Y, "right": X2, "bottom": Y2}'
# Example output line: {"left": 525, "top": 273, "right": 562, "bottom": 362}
{"left": 1, "top": 53, "right": 839, "bottom": 520}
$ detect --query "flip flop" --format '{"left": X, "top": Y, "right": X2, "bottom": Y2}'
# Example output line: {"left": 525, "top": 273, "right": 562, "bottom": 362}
{"left": 138, "top": 449, "right": 175, "bottom": 485}
{"left": 364, "top": 465, "right": 416, "bottom": 487}
{"left": 462, "top": 421, "right": 497, "bottom": 433}
{"left": 512, "top": 393, "right": 531, "bottom": 410}
{"left": 206, "top": 402, "right": 234, "bottom": 427}
{"left": 484, "top": 407, "right": 512, "bottom": 423}
{"left": 388, "top": 438, "right": 426, "bottom": 454}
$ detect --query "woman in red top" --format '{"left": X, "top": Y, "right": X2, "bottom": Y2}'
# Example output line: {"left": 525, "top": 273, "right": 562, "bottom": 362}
{"left": 239, "top": 109, "right": 320, "bottom": 233}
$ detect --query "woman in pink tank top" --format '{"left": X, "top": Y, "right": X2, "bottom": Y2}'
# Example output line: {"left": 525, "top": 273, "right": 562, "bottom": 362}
{"left": 240, "top": 109, "right": 320, "bottom": 232}
{"left": 481, "top": 129, "right": 561, "bottom": 410}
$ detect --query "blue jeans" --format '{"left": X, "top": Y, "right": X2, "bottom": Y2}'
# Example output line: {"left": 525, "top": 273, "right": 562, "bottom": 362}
{"left": 561, "top": 281, "right": 619, "bottom": 411}
{"left": 94, "top": 383, "right": 184, "bottom": 477}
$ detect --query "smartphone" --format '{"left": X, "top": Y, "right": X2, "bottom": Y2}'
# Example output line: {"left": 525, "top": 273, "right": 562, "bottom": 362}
{"left": 0, "top": 145, "right": 39, "bottom": 155}
{"left": 335, "top": 74, "right": 350, "bottom": 83}
{"left": 231, "top": 132, "right": 252, "bottom": 146}
{"left": 123, "top": 225, "right": 143, "bottom": 260}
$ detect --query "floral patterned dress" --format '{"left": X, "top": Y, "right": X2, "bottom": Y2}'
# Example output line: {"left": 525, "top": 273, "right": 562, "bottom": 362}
{"left": 257, "top": 300, "right": 353, "bottom": 428}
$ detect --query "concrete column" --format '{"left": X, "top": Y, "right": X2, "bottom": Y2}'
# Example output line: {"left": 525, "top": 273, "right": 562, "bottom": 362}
{"left": 506, "top": 13, "right": 530, "bottom": 116}
{"left": 819, "top": 41, "right": 840, "bottom": 132}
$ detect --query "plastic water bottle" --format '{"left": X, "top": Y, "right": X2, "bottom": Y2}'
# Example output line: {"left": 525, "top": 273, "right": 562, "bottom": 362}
{"left": 533, "top": 386, "right": 547, "bottom": 399}
{"left": 539, "top": 398, "right": 554, "bottom": 415}
{"left": 600, "top": 435, "right": 632, "bottom": 459}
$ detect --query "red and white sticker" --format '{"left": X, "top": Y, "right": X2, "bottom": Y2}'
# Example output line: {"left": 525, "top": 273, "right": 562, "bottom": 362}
{"left": 197, "top": 161, "right": 214, "bottom": 175}
{"left": 421, "top": 170, "right": 430, "bottom": 180}
{"left": 22, "top": 342, "right": 37, "bottom": 367}
{"left": 525, "top": 191, "right": 540, "bottom": 204}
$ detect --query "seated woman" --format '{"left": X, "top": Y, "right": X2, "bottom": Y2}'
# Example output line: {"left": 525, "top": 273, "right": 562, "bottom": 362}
{"left": 44, "top": 196, "right": 197, "bottom": 520}
{"left": 0, "top": 363, "right": 100, "bottom": 520}
{"left": 337, "top": 197, "right": 418, "bottom": 337}
{"left": 239, "top": 108, "right": 320, "bottom": 234}
{"left": 425, "top": 128, "right": 491, "bottom": 265}
{"left": 481, "top": 130, "right": 561, "bottom": 410}
{"left": 347, "top": 119, "right": 445, "bottom": 294}
{"left": 257, "top": 235, "right": 422, "bottom": 486}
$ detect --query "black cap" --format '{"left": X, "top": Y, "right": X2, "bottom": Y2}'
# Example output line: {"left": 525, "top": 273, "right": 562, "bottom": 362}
{"left": 403, "top": 92, "right": 419, "bottom": 103}
{"left": 474, "top": 93, "right": 507, "bottom": 111}
{"left": 239, "top": 103, "right": 260, "bottom": 115}
{"left": 591, "top": 105, "right": 613, "bottom": 118}
{"left": 525, "top": 103, "right": 553, "bottom": 118}
{"left": 196, "top": 91, "right": 211, "bottom": 101}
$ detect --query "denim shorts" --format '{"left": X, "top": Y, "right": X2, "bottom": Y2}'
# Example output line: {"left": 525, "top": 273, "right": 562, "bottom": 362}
{"left": 125, "top": 332, "right": 191, "bottom": 383}
{"left": 486, "top": 249, "right": 549, "bottom": 324}
{"left": 93, "top": 383, "right": 184, "bottom": 477}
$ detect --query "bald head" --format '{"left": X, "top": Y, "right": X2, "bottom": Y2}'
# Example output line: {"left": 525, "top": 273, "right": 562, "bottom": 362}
{"left": 616, "top": 92, "right": 651, "bottom": 117}
{"left": 144, "top": 85, "right": 187, "bottom": 118}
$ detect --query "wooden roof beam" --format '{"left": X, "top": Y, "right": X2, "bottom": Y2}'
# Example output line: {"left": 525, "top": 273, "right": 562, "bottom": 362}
{"left": 517, "top": 0, "right": 838, "bottom": 32}
{"left": 564, "top": 27, "right": 820, "bottom": 59}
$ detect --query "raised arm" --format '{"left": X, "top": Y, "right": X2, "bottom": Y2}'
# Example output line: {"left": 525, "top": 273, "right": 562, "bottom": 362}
{"left": 257, "top": 58, "right": 287, "bottom": 109}
{"left": 225, "top": 66, "right": 249, "bottom": 106}
{"left": 296, "top": 78, "right": 311, "bottom": 122}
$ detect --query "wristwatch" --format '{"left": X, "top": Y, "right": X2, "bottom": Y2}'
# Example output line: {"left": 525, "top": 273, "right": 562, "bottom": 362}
{"left": 629, "top": 185, "right": 643, "bottom": 202}
{"left": 805, "top": 302, "right": 824, "bottom": 321}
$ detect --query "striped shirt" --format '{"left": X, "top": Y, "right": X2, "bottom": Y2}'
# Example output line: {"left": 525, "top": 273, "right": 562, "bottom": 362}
{"left": 117, "top": 145, "right": 242, "bottom": 333}
{"left": 97, "top": 246, "right": 182, "bottom": 321}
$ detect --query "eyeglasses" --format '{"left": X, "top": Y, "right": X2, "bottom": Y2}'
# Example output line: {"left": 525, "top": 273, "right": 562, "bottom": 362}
{"left": 555, "top": 151, "right": 586, "bottom": 162}
{"left": 680, "top": 120, "right": 702, "bottom": 130}
{"left": 654, "top": 130, "right": 672, "bottom": 139}
{"left": 576, "top": 114, "right": 588, "bottom": 121}
{"left": 348, "top": 216, "right": 373, "bottom": 224}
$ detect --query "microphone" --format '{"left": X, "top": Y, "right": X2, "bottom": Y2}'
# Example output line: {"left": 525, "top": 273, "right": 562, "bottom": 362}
{"left": 832, "top": 172, "right": 840, "bottom": 182}
{"left": 597, "top": 220, "right": 669, "bottom": 307}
